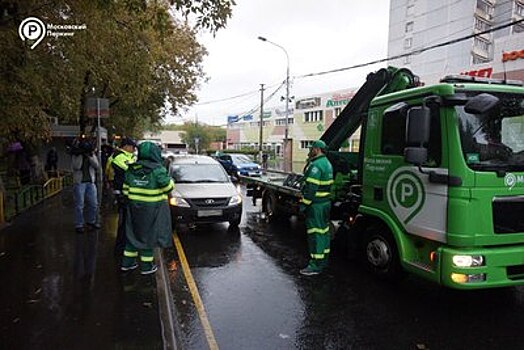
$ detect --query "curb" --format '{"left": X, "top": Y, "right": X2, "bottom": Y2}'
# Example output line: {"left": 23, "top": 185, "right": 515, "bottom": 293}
{"left": 155, "top": 248, "right": 180, "bottom": 350}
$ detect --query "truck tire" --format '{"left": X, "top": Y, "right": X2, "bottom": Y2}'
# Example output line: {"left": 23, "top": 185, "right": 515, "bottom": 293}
{"left": 262, "top": 190, "right": 278, "bottom": 218}
{"left": 362, "top": 225, "right": 403, "bottom": 280}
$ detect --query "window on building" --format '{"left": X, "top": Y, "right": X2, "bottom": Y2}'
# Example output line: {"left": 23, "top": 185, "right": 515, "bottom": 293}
{"left": 474, "top": 17, "right": 491, "bottom": 32}
{"left": 406, "top": 5, "right": 415, "bottom": 16}
{"left": 275, "top": 117, "right": 294, "bottom": 126}
{"left": 513, "top": 23, "right": 524, "bottom": 34}
{"left": 404, "top": 55, "right": 411, "bottom": 64}
{"left": 304, "top": 110, "right": 323, "bottom": 123}
{"left": 404, "top": 37, "right": 413, "bottom": 49}
{"left": 474, "top": 37, "right": 491, "bottom": 54}
{"left": 476, "top": 0, "right": 494, "bottom": 17}
{"left": 516, "top": 2, "right": 524, "bottom": 16}
{"left": 334, "top": 107, "right": 342, "bottom": 117}
{"left": 405, "top": 21, "right": 414, "bottom": 33}
{"left": 300, "top": 140, "right": 314, "bottom": 149}
{"left": 472, "top": 54, "right": 490, "bottom": 64}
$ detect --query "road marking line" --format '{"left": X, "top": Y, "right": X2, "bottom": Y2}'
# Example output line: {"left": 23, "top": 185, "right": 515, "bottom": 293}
{"left": 172, "top": 231, "right": 219, "bottom": 350}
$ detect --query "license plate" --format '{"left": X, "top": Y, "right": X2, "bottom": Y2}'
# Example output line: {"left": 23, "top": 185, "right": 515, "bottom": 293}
{"left": 197, "top": 209, "right": 223, "bottom": 217}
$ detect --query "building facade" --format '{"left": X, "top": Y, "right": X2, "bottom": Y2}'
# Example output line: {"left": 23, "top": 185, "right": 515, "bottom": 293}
{"left": 226, "top": 88, "right": 359, "bottom": 163}
{"left": 388, "top": 0, "right": 524, "bottom": 83}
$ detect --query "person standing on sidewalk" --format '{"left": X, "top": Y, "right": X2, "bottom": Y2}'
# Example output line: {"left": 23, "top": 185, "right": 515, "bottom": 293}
{"left": 121, "top": 141, "right": 174, "bottom": 275}
{"left": 71, "top": 139, "right": 100, "bottom": 233}
{"left": 110, "top": 137, "right": 137, "bottom": 255}
{"left": 299, "top": 140, "right": 333, "bottom": 276}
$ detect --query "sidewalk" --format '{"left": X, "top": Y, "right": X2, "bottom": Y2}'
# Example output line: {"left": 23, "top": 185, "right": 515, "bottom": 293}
{"left": 0, "top": 189, "right": 163, "bottom": 349}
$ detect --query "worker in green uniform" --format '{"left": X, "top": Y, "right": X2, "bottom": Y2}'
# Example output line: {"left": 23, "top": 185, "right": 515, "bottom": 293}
{"left": 110, "top": 137, "right": 137, "bottom": 255}
{"left": 299, "top": 140, "right": 334, "bottom": 276}
{"left": 121, "top": 141, "right": 174, "bottom": 275}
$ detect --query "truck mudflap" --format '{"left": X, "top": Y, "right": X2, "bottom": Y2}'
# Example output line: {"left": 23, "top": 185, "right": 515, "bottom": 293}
{"left": 439, "top": 245, "right": 524, "bottom": 289}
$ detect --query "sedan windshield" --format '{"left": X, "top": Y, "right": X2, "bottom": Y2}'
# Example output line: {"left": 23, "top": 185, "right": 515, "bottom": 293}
{"left": 231, "top": 155, "right": 253, "bottom": 164}
{"left": 170, "top": 164, "right": 230, "bottom": 183}
{"left": 457, "top": 92, "right": 524, "bottom": 172}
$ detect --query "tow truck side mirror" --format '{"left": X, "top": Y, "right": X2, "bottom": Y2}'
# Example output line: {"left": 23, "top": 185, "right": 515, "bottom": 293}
{"left": 464, "top": 93, "right": 499, "bottom": 115}
{"left": 404, "top": 106, "right": 431, "bottom": 165}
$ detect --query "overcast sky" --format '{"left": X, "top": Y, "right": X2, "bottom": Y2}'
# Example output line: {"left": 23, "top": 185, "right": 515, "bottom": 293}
{"left": 170, "top": 0, "right": 391, "bottom": 126}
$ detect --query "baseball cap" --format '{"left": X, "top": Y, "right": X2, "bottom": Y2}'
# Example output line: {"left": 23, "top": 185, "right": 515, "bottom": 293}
{"left": 121, "top": 137, "right": 137, "bottom": 148}
{"left": 310, "top": 140, "right": 327, "bottom": 150}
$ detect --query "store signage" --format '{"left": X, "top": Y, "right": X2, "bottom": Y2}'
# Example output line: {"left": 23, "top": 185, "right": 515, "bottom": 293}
{"left": 295, "top": 97, "right": 321, "bottom": 110}
{"left": 326, "top": 92, "right": 354, "bottom": 108}
{"left": 275, "top": 107, "right": 294, "bottom": 116}
{"left": 502, "top": 49, "right": 524, "bottom": 62}
{"left": 459, "top": 67, "right": 492, "bottom": 78}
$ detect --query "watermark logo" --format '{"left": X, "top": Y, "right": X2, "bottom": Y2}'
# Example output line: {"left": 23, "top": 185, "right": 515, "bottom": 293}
{"left": 18, "top": 17, "right": 86, "bottom": 49}
{"left": 387, "top": 168, "right": 426, "bottom": 224}
{"left": 504, "top": 172, "right": 524, "bottom": 190}
{"left": 18, "top": 17, "right": 46, "bottom": 50}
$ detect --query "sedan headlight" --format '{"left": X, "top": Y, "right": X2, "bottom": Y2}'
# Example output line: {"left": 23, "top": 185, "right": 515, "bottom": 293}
{"left": 228, "top": 194, "right": 242, "bottom": 206}
{"left": 169, "top": 196, "right": 190, "bottom": 208}
{"left": 452, "top": 255, "right": 484, "bottom": 267}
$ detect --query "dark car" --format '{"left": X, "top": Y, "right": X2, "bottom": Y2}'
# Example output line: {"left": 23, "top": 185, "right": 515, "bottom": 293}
{"left": 169, "top": 155, "right": 242, "bottom": 227}
{"left": 217, "top": 153, "right": 262, "bottom": 177}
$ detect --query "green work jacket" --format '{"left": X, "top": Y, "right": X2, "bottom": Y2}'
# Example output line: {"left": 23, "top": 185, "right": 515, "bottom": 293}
{"left": 300, "top": 153, "right": 334, "bottom": 208}
{"left": 111, "top": 149, "right": 137, "bottom": 192}
{"left": 123, "top": 143, "right": 174, "bottom": 249}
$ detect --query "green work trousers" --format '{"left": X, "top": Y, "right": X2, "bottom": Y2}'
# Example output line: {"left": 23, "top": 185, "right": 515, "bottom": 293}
{"left": 305, "top": 201, "right": 331, "bottom": 271}
{"left": 122, "top": 242, "right": 154, "bottom": 271}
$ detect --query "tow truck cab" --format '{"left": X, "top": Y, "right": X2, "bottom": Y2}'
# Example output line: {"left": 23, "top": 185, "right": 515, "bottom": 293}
{"left": 332, "top": 75, "right": 524, "bottom": 289}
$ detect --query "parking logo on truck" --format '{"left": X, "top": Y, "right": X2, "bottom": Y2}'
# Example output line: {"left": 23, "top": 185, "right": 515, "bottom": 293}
{"left": 504, "top": 173, "right": 524, "bottom": 190}
{"left": 387, "top": 169, "right": 426, "bottom": 224}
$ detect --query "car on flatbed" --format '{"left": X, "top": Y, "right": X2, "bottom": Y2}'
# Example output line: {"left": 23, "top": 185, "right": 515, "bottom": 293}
{"left": 168, "top": 155, "right": 242, "bottom": 227}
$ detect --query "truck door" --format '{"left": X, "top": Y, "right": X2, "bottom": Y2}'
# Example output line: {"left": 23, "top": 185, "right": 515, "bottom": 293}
{"left": 364, "top": 102, "right": 448, "bottom": 243}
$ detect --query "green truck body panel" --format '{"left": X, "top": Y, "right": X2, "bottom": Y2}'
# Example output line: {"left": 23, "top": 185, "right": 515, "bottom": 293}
{"left": 244, "top": 68, "right": 524, "bottom": 289}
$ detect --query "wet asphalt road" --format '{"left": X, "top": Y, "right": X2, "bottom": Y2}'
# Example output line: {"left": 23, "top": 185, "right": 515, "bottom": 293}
{"left": 167, "top": 189, "right": 524, "bottom": 350}
{"left": 0, "top": 191, "right": 162, "bottom": 349}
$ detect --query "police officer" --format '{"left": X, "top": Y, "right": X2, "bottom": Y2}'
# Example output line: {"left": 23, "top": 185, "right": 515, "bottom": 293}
{"left": 299, "top": 140, "right": 334, "bottom": 276}
{"left": 111, "top": 137, "right": 137, "bottom": 255}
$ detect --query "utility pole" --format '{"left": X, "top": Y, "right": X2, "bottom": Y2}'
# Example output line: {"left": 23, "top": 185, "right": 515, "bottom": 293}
{"left": 259, "top": 83, "right": 265, "bottom": 163}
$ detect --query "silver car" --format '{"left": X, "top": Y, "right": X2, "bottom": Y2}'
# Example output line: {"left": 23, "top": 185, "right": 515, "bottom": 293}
{"left": 169, "top": 155, "right": 242, "bottom": 227}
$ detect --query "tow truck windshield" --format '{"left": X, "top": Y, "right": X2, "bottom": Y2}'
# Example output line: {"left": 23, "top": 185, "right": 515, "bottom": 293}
{"left": 457, "top": 92, "right": 524, "bottom": 173}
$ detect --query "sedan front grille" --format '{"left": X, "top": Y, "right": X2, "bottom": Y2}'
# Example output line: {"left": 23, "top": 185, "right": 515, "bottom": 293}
{"left": 189, "top": 198, "right": 229, "bottom": 208}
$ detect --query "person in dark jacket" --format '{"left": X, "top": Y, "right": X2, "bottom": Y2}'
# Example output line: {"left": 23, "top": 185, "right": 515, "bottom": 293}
{"left": 71, "top": 139, "right": 100, "bottom": 233}
{"left": 121, "top": 141, "right": 174, "bottom": 275}
{"left": 46, "top": 147, "right": 59, "bottom": 174}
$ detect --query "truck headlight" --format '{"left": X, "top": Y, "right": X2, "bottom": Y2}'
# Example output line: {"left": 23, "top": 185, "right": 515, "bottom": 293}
{"left": 452, "top": 255, "right": 484, "bottom": 267}
{"left": 169, "top": 196, "right": 190, "bottom": 208}
{"left": 228, "top": 194, "right": 242, "bottom": 206}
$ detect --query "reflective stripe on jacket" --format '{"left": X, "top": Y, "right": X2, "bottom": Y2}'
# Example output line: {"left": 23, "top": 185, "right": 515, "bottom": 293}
{"left": 300, "top": 154, "right": 333, "bottom": 206}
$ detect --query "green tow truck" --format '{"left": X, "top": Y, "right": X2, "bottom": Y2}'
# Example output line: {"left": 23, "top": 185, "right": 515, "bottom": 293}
{"left": 243, "top": 67, "right": 524, "bottom": 289}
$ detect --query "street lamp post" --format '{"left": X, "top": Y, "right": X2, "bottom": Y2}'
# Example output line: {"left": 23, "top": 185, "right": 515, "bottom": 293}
{"left": 258, "top": 36, "right": 290, "bottom": 171}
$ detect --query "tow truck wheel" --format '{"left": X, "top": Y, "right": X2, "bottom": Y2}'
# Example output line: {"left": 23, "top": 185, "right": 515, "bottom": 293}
{"left": 363, "top": 226, "right": 403, "bottom": 280}
{"left": 262, "top": 191, "right": 277, "bottom": 218}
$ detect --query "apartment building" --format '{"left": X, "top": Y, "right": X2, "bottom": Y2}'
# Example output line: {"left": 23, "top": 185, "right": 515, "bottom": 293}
{"left": 388, "top": 0, "right": 524, "bottom": 83}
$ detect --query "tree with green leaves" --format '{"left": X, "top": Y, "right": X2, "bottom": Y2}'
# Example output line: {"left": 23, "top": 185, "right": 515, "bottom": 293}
{"left": 0, "top": 0, "right": 235, "bottom": 144}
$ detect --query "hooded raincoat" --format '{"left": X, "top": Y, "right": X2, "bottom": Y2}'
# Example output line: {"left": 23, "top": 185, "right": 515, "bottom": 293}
{"left": 123, "top": 142, "right": 174, "bottom": 249}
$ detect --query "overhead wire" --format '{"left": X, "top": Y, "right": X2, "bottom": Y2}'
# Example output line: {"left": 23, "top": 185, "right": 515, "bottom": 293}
{"left": 294, "top": 18, "right": 524, "bottom": 79}
{"left": 193, "top": 6, "right": 523, "bottom": 115}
